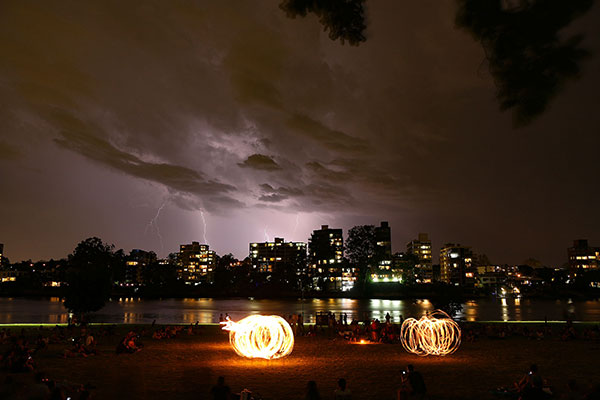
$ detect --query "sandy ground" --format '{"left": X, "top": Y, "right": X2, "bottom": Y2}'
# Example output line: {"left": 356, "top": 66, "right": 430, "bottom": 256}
{"left": 2, "top": 325, "right": 600, "bottom": 399}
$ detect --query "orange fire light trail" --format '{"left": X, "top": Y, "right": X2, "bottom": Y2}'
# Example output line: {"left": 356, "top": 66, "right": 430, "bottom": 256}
{"left": 220, "top": 315, "right": 294, "bottom": 359}
{"left": 400, "top": 310, "right": 461, "bottom": 356}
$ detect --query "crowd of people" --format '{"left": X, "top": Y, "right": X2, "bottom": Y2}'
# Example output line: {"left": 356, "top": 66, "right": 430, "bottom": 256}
{"left": 209, "top": 375, "right": 359, "bottom": 400}
{"left": 208, "top": 364, "right": 600, "bottom": 400}
{"left": 462, "top": 319, "right": 600, "bottom": 343}
{"left": 0, "top": 322, "right": 201, "bottom": 399}
{"left": 2, "top": 316, "right": 600, "bottom": 399}
{"left": 208, "top": 368, "right": 421, "bottom": 400}
{"left": 280, "top": 311, "right": 404, "bottom": 344}
{"left": 492, "top": 363, "right": 600, "bottom": 400}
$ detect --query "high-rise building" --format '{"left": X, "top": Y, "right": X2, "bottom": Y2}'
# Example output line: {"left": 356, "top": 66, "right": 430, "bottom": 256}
{"left": 407, "top": 233, "right": 433, "bottom": 282}
{"left": 568, "top": 239, "right": 600, "bottom": 274}
{"left": 177, "top": 242, "right": 216, "bottom": 284}
{"left": 370, "top": 221, "right": 396, "bottom": 282}
{"left": 440, "top": 243, "right": 473, "bottom": 286}
{"left": 249, "top": 237, "right": 306, "bottom": 275}
{"left": 0, "top": 243, "right": 3, "bottom": 263}
{"left": 374, "top": 221, "right": 392, "bottom": 266}
{"left": 308, "top": 225, "right": 344, "bottom": 290}
{"left": 125, "top": 249, "right": 157, "bottom": 285}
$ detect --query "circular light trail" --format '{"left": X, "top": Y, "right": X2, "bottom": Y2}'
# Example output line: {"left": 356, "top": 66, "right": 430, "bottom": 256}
{"left": 220, "top": 315, "right": 294, "bottom": 359}
{"left": 400, "top": 310, "right": 461, "bottom": 356}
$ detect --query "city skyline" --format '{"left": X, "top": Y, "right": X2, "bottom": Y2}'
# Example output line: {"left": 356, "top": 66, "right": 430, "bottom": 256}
{"left": 1, "top": 1, "right": 599, "bottom": 266}
{"left": 3, "top": 226, "right": 596, "bottom": 270}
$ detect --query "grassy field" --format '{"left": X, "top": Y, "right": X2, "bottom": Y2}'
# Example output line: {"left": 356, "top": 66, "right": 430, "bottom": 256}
{"left": 1, "top": 324, "right": 600, "bottom": 399}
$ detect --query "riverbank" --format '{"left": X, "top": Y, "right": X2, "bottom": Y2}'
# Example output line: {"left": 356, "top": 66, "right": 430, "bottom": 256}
{"left": 2, "top": 296, "right": 600, "bottom": 324}
{"left": 1, "top": 323, "right": 599, "bottom": 399}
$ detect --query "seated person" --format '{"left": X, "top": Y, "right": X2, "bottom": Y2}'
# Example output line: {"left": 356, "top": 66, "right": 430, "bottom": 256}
{"left": 515, "top": 364, "right": 549, "bottom": 399}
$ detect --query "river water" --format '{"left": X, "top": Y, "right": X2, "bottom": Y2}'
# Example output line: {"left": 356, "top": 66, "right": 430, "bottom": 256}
{"left": 1, "top": 297, "right": 599, "bottom": 324}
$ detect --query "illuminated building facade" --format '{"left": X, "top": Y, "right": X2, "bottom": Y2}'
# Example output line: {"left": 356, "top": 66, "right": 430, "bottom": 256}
{"left": 249, "top": 237, "right": 306, "bottom": 275}
{"left": 308, "top": 225, "right": 347, "bottom": 290}
{"left": 0, "top": 243, "right": 3, "bottom": 265}
{"left": 440, "top": 243, "right": 473, "bottom": 286}
{"left": 0, "top": 270, "right": 17, "bottom": 283}
{"left": 125, "top": 249, "right": 156, "bottom": 285}
{"left": 177, "top": 242, "right": 216, "bottom": 284}
{"left": 568, "top": 239, "right": 600, "bottom": 274}
{"left": 407, "top": 233, "right": 433, "bottom": 282}
{"left": 371, "top": 252, "right": 404, "bottom": 283}
{"left": 371, "top": 221, "right": 398, "bottom": 282}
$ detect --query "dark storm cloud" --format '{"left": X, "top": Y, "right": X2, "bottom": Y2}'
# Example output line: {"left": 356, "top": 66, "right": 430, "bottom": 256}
{"left": 260, "top": 183, "right": 304, "bottom": 198}
{"left": 0, "top": 140, "right": 21, "bottom": 160}
{"left": 239, "top": 154, "right": 282, "bottom": 171}
{"left": 258, "top": 193, "right": 289, "bottom": 203}
{"left": 222, "top": 15, "right": 369, "bottom": 158}
{"left": 306, "top": 162, "right": 351, "bottom": 181}
{"left": 54, "top": 129, "right": 234, "bottom": 195}
{"left": 258, "top": 181, "right": 353, "bottom": 210}
{"left": 0, "top": 0, "right": 376, "bottom": 216}
{"left": 47, "top": 109, "right": 239, "bottom": 212}
{"left": 1, "top": 0, "right": 599, "bottom": 265}
{"left": 286, "top": 113, "right": 369, "bottom": 153}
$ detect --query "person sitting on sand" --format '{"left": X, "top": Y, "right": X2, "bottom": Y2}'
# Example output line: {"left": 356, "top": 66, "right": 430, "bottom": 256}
{"left": 583, "top": 382, "right": 600, "bottom": 399}
{"left": 5, "top": 337, "right": 36, "bottom": 372}
{"left": 116, "top": 331, "right": 142, "bottom": 354}
{"left": 407, "top": 364, "right": 426, "bottom": 400}
{"left": 515, "top": 364, "right": 545, "bottom": 399}
{"left": 561, "top": 325, "right": 577, "bottom": 341}
{"left": 63, "top": 341, "right": 84, "bottom": 358}
{"left": 563, "top": 379, "right": 581, "bottom": 400}
{"left": 305, "top": 380, "right": 321, "bottom": 400}
{"left": 397, "top": 369, "right": 412, "bottom": 400}
{"left": 334, "top": 378, "right": 352, "bottom": 400}
{"left": 210, "top": 376, "right": 231, "bottom": 400}
{"left": 27, "top": 372, "right": 51, "bottom": 400}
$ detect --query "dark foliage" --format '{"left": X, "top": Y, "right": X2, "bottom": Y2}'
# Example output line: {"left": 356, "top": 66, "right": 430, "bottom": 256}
{"left": 142, "top": 261, "right": 178, "bottom": 289}
{"left": 63, "top": 237, "right": 122, "bottom": 316}
{"left": 346, "top": 225, "right": 376, "bottom": 292}
{"left": 280, "top": 0, "right": 367, "bottom": 45}
{"left": 212, "top": 253, "right": 236, "bottom": 291}
{"left": 456, "top": 0, "right": 593, "bottom": 125}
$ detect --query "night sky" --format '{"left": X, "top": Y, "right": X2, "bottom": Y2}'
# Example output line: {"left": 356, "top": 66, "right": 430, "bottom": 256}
{"left": 1, "top": 1, "right": 599, "bottom": 266}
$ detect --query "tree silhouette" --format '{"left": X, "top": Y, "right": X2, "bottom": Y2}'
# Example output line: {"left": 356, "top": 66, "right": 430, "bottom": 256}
{"left": 346, "top": 225, "right": 376, "bottom": 292}
{"left": 63, "top": 237, "right": 121, "bottom": 320}
{"left": 456, "top": 0, "right": 593, "bottom": 125}
{"left": 213, "top": 253, "right": 236, "bottom": 290}
{"left": 280, "top": 0, "right": 367, "bottom": 45}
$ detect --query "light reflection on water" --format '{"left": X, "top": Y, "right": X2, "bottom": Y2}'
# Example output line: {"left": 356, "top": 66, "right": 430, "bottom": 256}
{"left": 0, "top": 297, "right": 599, "bottom": 324}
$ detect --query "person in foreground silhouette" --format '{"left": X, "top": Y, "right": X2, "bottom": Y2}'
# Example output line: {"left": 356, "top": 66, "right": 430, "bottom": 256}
{"left": 210, "top": 376, "right": 231, "bottom": 400}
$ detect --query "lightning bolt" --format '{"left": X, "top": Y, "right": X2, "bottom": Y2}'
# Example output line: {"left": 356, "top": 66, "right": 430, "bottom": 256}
{"left": 200, "top": 210, "right": 209, "bottom": 245}
{"left": 292, "top": 213, "right": 300, "bottom": 237}
{"left": 145, "top": 201, "right": 166, "bottom": 252}
{"left": 263, "top": 226, "right": 270, "bottom": 242}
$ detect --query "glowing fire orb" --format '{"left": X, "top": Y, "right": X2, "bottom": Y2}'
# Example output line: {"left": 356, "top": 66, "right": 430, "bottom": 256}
{"left": 220, "top": 315, "right": 294, "bottom": 359}
{"left": 400, "top": 310, "right": 461, "bottom": 356}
